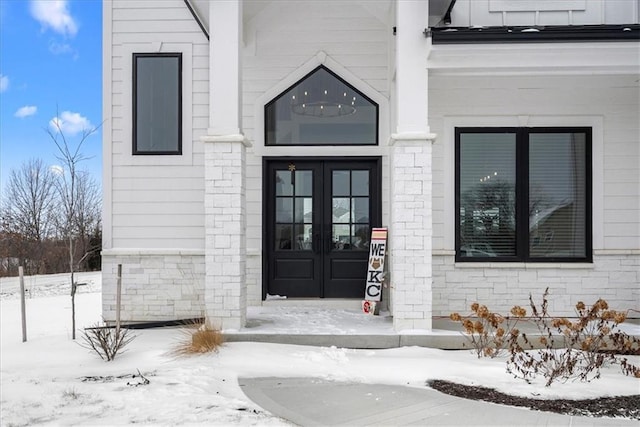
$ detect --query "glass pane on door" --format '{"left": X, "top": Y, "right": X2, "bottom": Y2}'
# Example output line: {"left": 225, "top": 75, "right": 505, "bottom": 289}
{"left": 274, "top": 168, "right": 313, "bottom": 251}
{"left": 331, "top": 170, "right": 370, "bottom": 251}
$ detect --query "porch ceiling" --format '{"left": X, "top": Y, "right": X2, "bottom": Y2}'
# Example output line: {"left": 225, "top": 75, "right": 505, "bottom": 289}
{"left": 187, "top": 0, "right": 447, "bottom": 31}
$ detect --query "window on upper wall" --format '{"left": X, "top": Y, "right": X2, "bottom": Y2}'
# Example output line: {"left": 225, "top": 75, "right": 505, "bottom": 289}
{"left": 133, "top": 53, "right": 182, "bottom": 155}
{"left": 455, "top": 127, "right": 592, "bottom": 262}
{"left": 265, "top": 66, "right": 378, "bottom": 146}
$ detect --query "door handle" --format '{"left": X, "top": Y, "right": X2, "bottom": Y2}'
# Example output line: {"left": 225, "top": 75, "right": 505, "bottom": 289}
{"left": 313, "top": 233, "right": 320, "bottom": 254}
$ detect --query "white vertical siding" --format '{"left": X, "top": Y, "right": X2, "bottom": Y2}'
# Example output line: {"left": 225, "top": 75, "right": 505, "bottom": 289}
{"left": 106, "top": 0, "right": 208, "bottom": 250}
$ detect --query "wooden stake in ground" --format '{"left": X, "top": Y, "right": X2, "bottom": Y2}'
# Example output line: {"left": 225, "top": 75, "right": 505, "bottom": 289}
{"left": 116, "top": 264, "right": 122, "bottom": 335}
{"left": 19, "top": 266, "right": 27, "bottom": 342}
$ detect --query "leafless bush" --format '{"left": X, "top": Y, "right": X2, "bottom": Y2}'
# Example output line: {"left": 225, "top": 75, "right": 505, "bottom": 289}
{"left": 507, "top": 288, "right": 640, "bottom": 386}
{"left": 449, "top": 303, "right": 526, "bottom": 358}
{"left": 80, "top": 322, "right": 135, "bottom": 361}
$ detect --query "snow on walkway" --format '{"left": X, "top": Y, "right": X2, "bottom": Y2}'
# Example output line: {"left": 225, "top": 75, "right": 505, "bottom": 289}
{"left": 1, "top": 272, "right": 638, "bottom": 426}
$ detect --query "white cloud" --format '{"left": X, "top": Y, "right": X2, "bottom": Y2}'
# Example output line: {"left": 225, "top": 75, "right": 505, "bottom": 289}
{"left": 49, "top": 40, "right": 73, "bottom": 55}
{"left": 50, "top": 165, "right": 64, "bottom": 176}
{"left": 15, "top": 105, "right": 38, "bottom": 118}
{"left": 0, "top": 74, "right": 8, "bottom": 92}
{"left": 29, "top": 1, "right": 78, "bottom": 37}
{"left": 49, "top": 111, "right": 94, "bottom": 136}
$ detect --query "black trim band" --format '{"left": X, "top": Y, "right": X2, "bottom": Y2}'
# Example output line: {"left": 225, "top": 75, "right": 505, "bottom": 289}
{"left": 432, "top": 24, "right": 640, "bottom": 44}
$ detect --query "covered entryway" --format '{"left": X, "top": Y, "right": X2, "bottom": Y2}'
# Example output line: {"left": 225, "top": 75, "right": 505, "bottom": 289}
{"left": 264, "top": 158, "right": 381, "bottom": 298}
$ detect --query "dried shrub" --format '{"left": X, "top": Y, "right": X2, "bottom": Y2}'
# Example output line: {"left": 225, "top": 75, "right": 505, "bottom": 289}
{"left": 172, "top": 320, "right": 223, "bottom": 356}
{"left": 80, "top": 322, "right": 136, "bottom": 361}
{"left": 507, "top": 288, "right": 640, "bottom": 386}
{"left": 450, "top": 303, "right": 526, "bottom": 358}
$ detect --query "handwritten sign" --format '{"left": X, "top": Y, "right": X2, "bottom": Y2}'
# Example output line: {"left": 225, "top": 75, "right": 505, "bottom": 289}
{"left": 364, "top": 227, "right": 387, "bottom": 303}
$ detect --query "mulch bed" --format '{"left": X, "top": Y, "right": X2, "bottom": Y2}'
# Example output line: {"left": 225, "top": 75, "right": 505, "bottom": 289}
{"left": 427, "top": 379, "right": 640, "bottom": 420}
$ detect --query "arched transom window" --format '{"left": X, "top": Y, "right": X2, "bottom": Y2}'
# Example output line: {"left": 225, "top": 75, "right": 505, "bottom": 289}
{"left": 265, "top": 66, "right": 378, "bottom": 145}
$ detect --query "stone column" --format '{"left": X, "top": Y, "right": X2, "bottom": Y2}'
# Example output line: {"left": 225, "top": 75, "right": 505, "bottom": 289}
{"left": 202, "top": 0, "right": 247, "bottom": 330}
{"left": 202, "top": 136, "right": 249, "bottom": 330}
{"left": 390, "top": 137, "right": 434, "bottom": 331}
{"left": 390, "top": 0, "right": 436, "bottom": 331}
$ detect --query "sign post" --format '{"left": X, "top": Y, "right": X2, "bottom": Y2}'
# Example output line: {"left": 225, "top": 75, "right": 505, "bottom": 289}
{"left": 363, "top": 227, "right": 387, "bottom": 314}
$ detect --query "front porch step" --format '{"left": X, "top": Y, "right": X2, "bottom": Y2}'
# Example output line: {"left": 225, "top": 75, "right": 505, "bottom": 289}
{"left": 223, "top": 333, "right": 468, "bottom": 349}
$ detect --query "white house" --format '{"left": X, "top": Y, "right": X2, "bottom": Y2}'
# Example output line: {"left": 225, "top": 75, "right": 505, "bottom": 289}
{"left": 102, "top": 0, "right": 640, "bottom": 332}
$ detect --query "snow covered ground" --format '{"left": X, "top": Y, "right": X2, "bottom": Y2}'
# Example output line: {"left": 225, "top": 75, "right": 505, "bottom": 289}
{"left": 1, "top": 272, "right": 638, "bottom": 425}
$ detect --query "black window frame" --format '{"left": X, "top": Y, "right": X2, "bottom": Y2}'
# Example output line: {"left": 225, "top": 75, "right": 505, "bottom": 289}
{"left": 455, "top": 127, "right": 592, "bottom": 263}
{"left": 264, "top": 65, "right": 379, "bottom": 146}
{"left": 132, "top": 52, "right": 183, "bottom": 155}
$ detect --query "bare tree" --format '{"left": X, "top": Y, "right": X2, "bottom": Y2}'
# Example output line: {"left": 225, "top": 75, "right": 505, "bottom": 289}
{"left": 1, "top": 159, "right": 57, "bottom": 274}
{"left": 73, "top": 171, "right": 102, "bottom": 271}
{"left": 48, "top": 119, "right": 99, "bottom": 340}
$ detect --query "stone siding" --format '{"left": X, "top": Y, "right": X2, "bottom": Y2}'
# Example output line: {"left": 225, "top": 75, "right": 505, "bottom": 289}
{"left": 432, "top": 253, "right": 640, "bottom": 317}
{"left": 102, "top": 251, "right": 205, "bottom": 322}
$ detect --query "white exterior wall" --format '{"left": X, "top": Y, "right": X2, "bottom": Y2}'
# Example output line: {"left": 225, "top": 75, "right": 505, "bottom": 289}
{"left": 102, "top": 0, "right": 209, "bottom": 321}
{"left": 430, "top": 73, "right": 640, "bottom": 317}
{"left": 240, "top": 1, "right": 393, "bottom": 306}
{"left": 444, "top": 0, "right": 640, "bottom": 27}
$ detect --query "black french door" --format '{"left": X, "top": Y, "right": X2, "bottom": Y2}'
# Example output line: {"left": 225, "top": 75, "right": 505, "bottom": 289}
{"left": 264, "top": 158, "right": 381, "bottom": 298}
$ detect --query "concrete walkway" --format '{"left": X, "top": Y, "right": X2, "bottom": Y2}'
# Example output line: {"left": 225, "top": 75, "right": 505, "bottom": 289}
{"left": 239, "top": 377, "right": 637, "bottom": 426}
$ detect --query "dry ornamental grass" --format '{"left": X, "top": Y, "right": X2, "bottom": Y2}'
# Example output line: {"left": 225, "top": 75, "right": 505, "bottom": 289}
{"left": 172, "top": 320, "right": 224, "bottom": 356}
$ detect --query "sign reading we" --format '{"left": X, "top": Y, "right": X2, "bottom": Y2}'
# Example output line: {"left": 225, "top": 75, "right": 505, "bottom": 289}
{"left": 363, "top": 228, "right": 387, "bottom": 305}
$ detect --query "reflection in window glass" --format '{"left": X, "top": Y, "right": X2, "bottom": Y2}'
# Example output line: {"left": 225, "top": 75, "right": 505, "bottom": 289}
{"left": 332, "top": 198, "right": 351, "bottom": 223}
{"left": 333, "top": 225, "right": 351, "bottom": 250}
{"left": 265, "top": 66, "right": 377, "bottom": 145}
{"left": 459, "top": 133, "right": 516, "bottom": 258}
{"left": 331, "top": 169, "right": 371, "bottom": 251}
{"left": 529, "top": 133, "right": 587, "bottom": 258}
{"left": 352, "top": 224, "right": 370, "bottom": 250}
{"left": 276, "top": 171, "right": 293, "bottom": 196}
{"left": 352, "top": 198, "right": 369, "bottom": 223}
{"left": 275, "top": 225, "right": 292, "bottom": 250}
{"left": 276, "top": 198, "right": 292, "bottom": 223}
{"left": 456, "top": 128, "right": 591, "bottom": 262}
{"left": 332, "top": 171, "right": 350, "bottom": 196}
{"left": 351, "top": 171, "right": 369, "bottom": 196}
{"left": 294, "top": 197, "right": 313, "bottom": 223}
{"left": 133, "top": 53, "right": 181, "bottom": 154}
{"left": 295, "top": 171, "right": 313, "bottom": 196}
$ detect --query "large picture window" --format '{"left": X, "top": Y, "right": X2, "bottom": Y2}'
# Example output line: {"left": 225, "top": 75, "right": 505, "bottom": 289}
{"left": 265, "top": 66, "right": 378, "bottom": 146}
{"left": 456, "top": 128, "right": 591, "bottom": 262}
{"left": 133, "top": 53, "right": 182, "bottom": 155}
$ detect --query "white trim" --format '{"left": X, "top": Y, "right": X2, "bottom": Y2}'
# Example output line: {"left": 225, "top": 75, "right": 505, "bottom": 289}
{"left": 102, "top": 0, "right": 113, "bottom": 250}
{"left": 252, "top": 50, "right": 390, "bottom": 157}
{"left": 442, "top": 115, "right": 604, "bottom": 252}
{"left": 201, "top": 133, "right": 252, "bottom": 146}
{"left": 389, "top": 132, "right": 437, "bottom": 144}
{"left": 120, "top": 42, "right": 194, "bottom": 166}
{"left": 454, "top": 262, "right": 595, "bottom": 269}
{"left": 429, "top": 42, "right": 640, "bottom": 76}
{"left": 593, "top": 249, "right": 640, "bottom": 255}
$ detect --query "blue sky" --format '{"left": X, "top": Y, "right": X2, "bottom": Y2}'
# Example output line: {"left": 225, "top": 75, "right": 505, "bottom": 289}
{"left": 0, "top": 0, "right": 102, "bottom": 193}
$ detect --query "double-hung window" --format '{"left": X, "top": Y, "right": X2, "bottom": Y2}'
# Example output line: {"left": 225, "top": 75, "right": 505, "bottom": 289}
{"left": 456, "top": 127, "right": 591, "bottom": 262}
{"left": 133, "top": 53, "right": 182, "bottom": 155}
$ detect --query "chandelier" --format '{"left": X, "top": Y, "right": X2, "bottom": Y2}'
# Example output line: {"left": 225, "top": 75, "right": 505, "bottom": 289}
{"left": 290, "top": 89, "right": 357, "bottom": 118}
